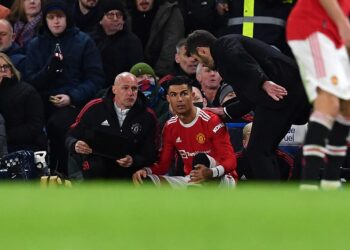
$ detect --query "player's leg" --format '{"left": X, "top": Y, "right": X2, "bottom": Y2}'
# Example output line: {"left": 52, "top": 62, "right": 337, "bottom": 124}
{"left": 289, "top": 32, "right": 350, "bottom": 189}
{"left": 302, "top": 91, "right": 338, "bottom": 185}
{"left": 321, "top": 100, "right": 350, "bottom": 189}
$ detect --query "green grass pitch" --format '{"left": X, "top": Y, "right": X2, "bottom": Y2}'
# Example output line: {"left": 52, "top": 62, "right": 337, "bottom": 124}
{"left": 0, "top": 182, "right": 349, "bottom": 250}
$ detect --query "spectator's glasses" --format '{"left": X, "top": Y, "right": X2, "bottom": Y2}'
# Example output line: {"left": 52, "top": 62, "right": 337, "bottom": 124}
{"left": 0, "top": 64, "right": 11, "bottom": 72}
{"left": 105, "top": 11, "right": 123, "bottom": 20}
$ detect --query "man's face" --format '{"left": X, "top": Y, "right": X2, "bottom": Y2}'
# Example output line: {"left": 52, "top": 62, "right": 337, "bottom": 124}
{"left": 166, "top": 84, "right": 194, "bottom": 116}
{"left": 24, "top": 0, "right": 41, "bottom": 18}
{"left": 112, "top": 74, "right": 138, "bottom": 109}
{"left": 100, "top": 10, "right": 124, "bottom": 35}
{"left": 191, "top": 47, "right": 215, "bottom": 70}
{"left": 0, "top": 22, "right": 14, "bottom": 51}
{"left": 197, "top": 65, "right": 222, "bottom": 89}
{"left": 175, "top": 45, "right": 198, "bottom": 75}
{"left": 136, "top": 0, "right": 154, "bottom": 12}
{"left": 79, "top": 0, "right": 98, "bottom": 10}
{"left": 46, "top": 11, "right": 67, "bottom": 36}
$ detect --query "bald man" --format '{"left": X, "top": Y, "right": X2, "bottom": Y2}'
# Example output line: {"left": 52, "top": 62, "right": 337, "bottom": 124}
{"left": 66, "top": 72, "right": 159, "bottom": 180}
{"left": 0, "top": 19, "right": 26, "bottom": 76}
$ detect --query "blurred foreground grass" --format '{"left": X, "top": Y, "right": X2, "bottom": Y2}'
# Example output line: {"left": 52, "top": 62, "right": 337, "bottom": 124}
{"left": 0, "top": 182, "right": 349, "bottom": 250}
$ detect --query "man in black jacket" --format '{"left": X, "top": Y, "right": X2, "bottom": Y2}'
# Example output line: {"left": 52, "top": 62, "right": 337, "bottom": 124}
{"left": 186, "top": 30, "right": 310, "bottom": 180}
{"left": 66, "top": 72, "right": 159, "bottom": 180}
{"left": 90, "top": 0, "right": 143, "bottom": 88}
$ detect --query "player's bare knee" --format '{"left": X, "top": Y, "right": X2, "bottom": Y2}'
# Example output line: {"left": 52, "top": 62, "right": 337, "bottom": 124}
{"left": 339, "top": 100, "right": 350, "bottom": 117}
{"left": 314, "top": 93, "right": 340, "bottom": 117}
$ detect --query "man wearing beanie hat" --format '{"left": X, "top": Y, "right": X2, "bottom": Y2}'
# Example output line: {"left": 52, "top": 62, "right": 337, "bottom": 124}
{"left": 90, "top": 0, "right": 143, "bottom": 88}
{"left": 130, "top": 62, "right": 156, "bottom": 79}
{"left": 218, "top": 83, "right": 236, "bottom": 107}
{"left": 25, "top": 0, "right": 104, "bottom": 175}
{"left": 130, "top": 62, "right": 168, "bottom": 124}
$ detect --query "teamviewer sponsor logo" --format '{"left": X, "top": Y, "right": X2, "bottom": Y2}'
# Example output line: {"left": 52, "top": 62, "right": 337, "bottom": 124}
{"left": 213, "top": 123, "right": 224, "bottom": 133}
{"left": 178, "top": 150, "right": 211, "bottom": 159}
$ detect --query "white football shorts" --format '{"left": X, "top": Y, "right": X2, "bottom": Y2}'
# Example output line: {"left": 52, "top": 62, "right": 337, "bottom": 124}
{"left": 288, "top": 32, "right": 350, "bottom": 102}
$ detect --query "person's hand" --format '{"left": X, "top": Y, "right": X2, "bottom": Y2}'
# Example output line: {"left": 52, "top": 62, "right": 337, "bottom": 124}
{"left": 75, "top": 140, "right": 92, "bottom": 155}
{"left": 203, "top": 107, "right": 225, "bottom": 117}
{"left": 132, "top": 169, "right": 148, "bottom": 186}
{"left": 216, "top": 2, "right": 229, "bottom": 16}
{"left": 262, "top": 80, "right": 288, "bottom": 101}
{"left": 189, "top": 165, "right": 213, "bottom": 183}
{"left": 50, "top": 94, "right": 71, "bottom": 107}
{"left": 116, "top": 155, "right": 133, "bottom": 168}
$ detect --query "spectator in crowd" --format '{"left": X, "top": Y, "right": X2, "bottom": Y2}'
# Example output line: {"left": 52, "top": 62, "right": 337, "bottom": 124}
{"left": 8, "top": 0, "right": 44, "bottom": 49}
{"left": 128, "top": 0, "right": 184, "bottom": 77}
{"left": 0, "top": 52, "right": 47, "bottom": 153}
{"left": 186, "top": 30, "right": 311, "bottom": 180}
{"left": 218, "top": 0, "right": 295, "bottom": 57}
{"left": 196, "top": 62, "right": 222, "bottom": 106}
{"left": 286, "top": 0, "right": 350, "bottom": 190}
{"left": 167, "top": 38, "right": 199, "bottom": 87}
{"left": 132, "top": 76, "right": 237, "bottom": 188}
{"left": 177, "top": 0, "right": 225, "bottom": 36}
{"left": 66, "top": 72, "right": 159, "bottom": 180}
{"left": 25, "top": 0, "right": 104, "bottom": 175}
{"left": 91, "top": 0, "right": 143, "bottom": 88}
{"left": 216, "top": 83, "right": 236, "bottom": 107}
{"left": 236, "top": 122, "right": 293, "bottom": 181}
{"left": 192, "top": 85, "right": 207, "bottom": 109}
{"left": 213, "top": 83, "right": 253, "bottom": 122}
{"left": 0, "top": 5, "right": 10, "bottom": 19}
{"left": 72, "top": 0, "right": 101, "bottom": 33}
{"left": 129, "top": 62, "right": 168, "bottom": 121}
{"left": 0, "top": 19, "right": 26, "bottom": 76}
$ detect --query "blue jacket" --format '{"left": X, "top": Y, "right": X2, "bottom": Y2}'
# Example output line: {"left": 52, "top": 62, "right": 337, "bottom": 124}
{"left": 25, "top": 27, "right": 105, "bottom": 106}
{"left": 4, "top": 43, "right": 26, "bottom": 79}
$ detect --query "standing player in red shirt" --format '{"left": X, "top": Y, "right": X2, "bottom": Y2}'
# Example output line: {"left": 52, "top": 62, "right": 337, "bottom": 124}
{"left": 287, "top": 0, "right": 350, "bottom": 189}
{"left": 132, "top": 76, "right": 237, "bottom": 188}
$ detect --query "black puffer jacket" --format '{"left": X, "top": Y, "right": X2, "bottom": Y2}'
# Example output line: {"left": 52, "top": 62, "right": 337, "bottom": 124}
{"left": 0, "top": 77, "right": 47, "bottom": 152}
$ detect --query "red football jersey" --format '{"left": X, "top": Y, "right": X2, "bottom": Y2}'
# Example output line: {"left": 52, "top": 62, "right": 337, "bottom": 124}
{"left": 150, "top": 108, "right": 236, "bottom": 176}
{"left": 286, "top": 0, "right": 350, "bottom": 48}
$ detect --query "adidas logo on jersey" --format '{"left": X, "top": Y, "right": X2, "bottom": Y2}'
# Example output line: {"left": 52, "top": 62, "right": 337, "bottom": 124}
{"left": 101, "top": 120, "right": 110, "bottom": 126}
{"left": 176, "top": 137, "right": 182, "bottom": 143}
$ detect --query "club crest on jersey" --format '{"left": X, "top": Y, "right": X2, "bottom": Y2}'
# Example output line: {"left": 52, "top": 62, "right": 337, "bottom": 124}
{"left": 196, "top": 133, "right": 206, "bottom": 144}
{"left": 331, "top": 75, "right": 338, "bottom": 86}
{"left": 131, "top": 123, "right": 141, "bottom": 134}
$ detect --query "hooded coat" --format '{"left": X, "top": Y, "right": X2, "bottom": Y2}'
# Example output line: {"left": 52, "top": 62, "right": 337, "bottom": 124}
{"left": 25, "top": 0, "right": 104, "bottom": 107}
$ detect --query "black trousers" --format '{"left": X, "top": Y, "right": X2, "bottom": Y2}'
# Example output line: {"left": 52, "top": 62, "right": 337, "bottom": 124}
{"left": 46, "top": 106, "right": 80, "bottom": 175}
{"left": 246, "top": 96, "right": 310, "bottom": 180}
